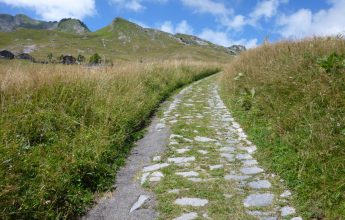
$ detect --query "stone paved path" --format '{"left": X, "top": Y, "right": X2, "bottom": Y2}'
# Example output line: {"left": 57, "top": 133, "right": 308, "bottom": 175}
{"left": 140, "top": 76, "right": 301, "bottom": 219}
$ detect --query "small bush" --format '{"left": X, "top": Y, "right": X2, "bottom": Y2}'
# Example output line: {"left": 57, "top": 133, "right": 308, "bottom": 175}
{"left": 89, "top": 53, "right": 101, "bottom": 64}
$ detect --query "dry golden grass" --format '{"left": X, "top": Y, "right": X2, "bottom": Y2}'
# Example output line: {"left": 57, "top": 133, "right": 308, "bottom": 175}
{"left": 220, "top": 37, "right": 345, "bottom": 219}
{"left": 0, "top": 60, "right": 220, "bottom": 218}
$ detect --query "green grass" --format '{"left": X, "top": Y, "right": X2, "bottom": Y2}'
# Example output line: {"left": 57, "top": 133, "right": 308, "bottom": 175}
{"left": 0, "top": 61, "right": 220, "bottom": 218}
{"left": 220, "top": 37, "right": 345, "bottom": 219}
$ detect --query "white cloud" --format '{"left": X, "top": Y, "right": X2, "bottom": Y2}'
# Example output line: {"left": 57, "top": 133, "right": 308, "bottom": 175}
{"left": 250, "top": 0, "right": 280, "bottom": 21}
{"left": 198, "top": 28, "right": 258, "bottom": 48}
{"left": 0, "top": 0, "right": 96, "bottom": 20}
{"left": 181, "top": 0, "right": 231, "bottom": 15}
{"left": 176, "top": 20, "right": 193, "bottom": 34}
{"left": 220, "top": 0, "right": 287, "bottom": 30}
{"left": 277, "top": 0, "right": 345, "bottom": 38}
{"left": 109, "top": 0, "right": 144, "bottom": 11}
{"left": 159, "top": 20, "right": 193, "bottom": 34}
{"left": 109, "top": 0, "right": 168, "bottom": 12}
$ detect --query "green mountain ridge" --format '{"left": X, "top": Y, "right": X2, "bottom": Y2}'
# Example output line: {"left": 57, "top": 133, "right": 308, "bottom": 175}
{"left": 0, "top": 14, "right": 237, "bottom": 62}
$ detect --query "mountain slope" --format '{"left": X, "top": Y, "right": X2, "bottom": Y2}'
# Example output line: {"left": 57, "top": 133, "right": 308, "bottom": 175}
{"left": 0, "top": 16, "right": 234, "bottom": 62}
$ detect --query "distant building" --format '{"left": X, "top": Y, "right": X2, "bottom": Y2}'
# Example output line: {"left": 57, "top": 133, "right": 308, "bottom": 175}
{"left": 16, "top": 53, "right": 35, "bottom": 62}
{"left": 0, "top": 50, "right": 15, "bottom": 59}
{"left": 62, "top": 55, "right": 76, "bottom": 65}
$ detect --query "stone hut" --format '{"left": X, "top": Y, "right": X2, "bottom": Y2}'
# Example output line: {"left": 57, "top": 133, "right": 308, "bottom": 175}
{"left": 62, "top": 55, "right": 76, "bottom": 65}
{"left": 16, "top": 53, "right": 35, "bottom": 62}
{"left": 0, "top": 50, "right": 15, "bottom": 59}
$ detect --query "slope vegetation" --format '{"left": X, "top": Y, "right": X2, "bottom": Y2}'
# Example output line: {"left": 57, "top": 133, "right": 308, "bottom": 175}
{"left": 0, "top": 16, "right": 233, "bottom": 62}
{"left": 220, "top": 37, "right": 345, "bottom": 219}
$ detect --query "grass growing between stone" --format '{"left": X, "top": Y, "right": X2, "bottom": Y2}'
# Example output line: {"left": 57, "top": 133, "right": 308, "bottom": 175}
{"left": 0, "top": 60, "right": 220, "bottom": 218}
{"left": 220, "top": 37, "right": 345, "bottom": 219}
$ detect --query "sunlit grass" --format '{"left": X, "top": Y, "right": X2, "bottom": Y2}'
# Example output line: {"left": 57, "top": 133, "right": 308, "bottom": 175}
{"left": 220, "top": 37, "right": 345, "bottom": 219}
{"left": 0, "top": 60, "right": 220, "bottom": 218}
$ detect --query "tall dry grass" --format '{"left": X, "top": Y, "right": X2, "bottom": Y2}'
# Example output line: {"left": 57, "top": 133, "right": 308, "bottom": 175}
{"left": 0, "top": 60, "right": 220, "bottom": 218}
{"left": 220, "top": 37, "right": 345, "bottom": 219}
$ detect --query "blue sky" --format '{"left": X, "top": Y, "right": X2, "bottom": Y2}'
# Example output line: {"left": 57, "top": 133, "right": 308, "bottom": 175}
{"left": 1, "top": 0, "right": 345, "bottom": 48}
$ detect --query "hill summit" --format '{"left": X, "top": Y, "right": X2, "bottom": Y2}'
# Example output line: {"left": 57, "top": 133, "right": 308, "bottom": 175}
{"left": 0, "top": 14, "right": 89, "bottom": 34}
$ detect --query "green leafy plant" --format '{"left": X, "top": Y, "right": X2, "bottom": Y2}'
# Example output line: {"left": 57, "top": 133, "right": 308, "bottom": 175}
{"left": 77, "top": 54, "right": 86, "bottom": 63}
{"left": 89, "top": 53, "right": 102, "bottom": 64}
{"left": 47, "top": 52, "right": 53, "bottom": 63}
{"left": 317, "top": 52, "right": 345, "bottom": 73}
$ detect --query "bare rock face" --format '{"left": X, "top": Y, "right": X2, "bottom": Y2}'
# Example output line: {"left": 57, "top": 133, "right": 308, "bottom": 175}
{"left": 227, "top": 45, "right": 246, "bottom": 55}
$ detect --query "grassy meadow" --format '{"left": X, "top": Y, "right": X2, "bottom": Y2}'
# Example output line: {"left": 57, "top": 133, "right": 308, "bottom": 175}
{"left": 0, "top": 60, "right": 220, "bottom": 218}
{"left": 220, "top": 37, "right": 345, "bottom": 219}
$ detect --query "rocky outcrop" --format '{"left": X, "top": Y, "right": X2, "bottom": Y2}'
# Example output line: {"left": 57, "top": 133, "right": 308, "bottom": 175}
{"left": 57, "top": 18, "right": 90, "bottom": 34}
{"left": 227, "top": 45, "right": 246, "bottom": 55}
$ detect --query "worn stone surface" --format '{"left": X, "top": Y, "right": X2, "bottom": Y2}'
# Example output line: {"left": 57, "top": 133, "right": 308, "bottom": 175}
{"left": 173, "top": 212, "right": 198, "bottom": 220}
{"left": 129, "top": 195, "right": 150, "bottom": 213}
{"left": 281, "top": 206, "right": 296, "bottom": 216}
{"left": 243, "top": 193, "right": 274, "bottom": 207}
{"left": 174, "top": 198, "right": 209, "bottom": 207}
{"left": 248, "top": 180, "right": 272, "bottom": 189}
{"left": 168, "top": 157, "right": 196, "bottom": 164}
{"left": 241, "top": 166, "right": 264, "bottom": 175}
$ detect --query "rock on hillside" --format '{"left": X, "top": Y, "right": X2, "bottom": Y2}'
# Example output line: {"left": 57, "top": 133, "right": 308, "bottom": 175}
{"left": 227, "top": 45, "right": 246, "bottom": 55}
{"left": 57, "top": 18, "right": 90, "bottom": 34}
{"left": 0, "top": 14, "right": 58, "bottom": 32}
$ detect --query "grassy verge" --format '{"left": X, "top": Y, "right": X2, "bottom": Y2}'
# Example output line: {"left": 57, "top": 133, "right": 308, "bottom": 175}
{"left": 0, "top": 60, "right": 220, "bottom": 218}
{"left": 219, "top": 37, "right": 345, "bottom": 219}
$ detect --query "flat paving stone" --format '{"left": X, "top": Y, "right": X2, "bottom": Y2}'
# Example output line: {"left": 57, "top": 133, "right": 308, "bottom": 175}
{"left": 281, "top": 206, "right": 296, "bottom": 216}
{"left": 280, "top": 190, "right": 292, "bottom": 198}
{"left": 143, "top": 163, "right": 170, "bottom": 172}
{"left": 219, "top": 147, "right": 236, "bottom": 152}
{"left": 176, "top": 149, "right": 190, "bottom": 154}
{"left": 129, "top": 195, "right": 149, "bottom": 213}
{"left": 243, "top": 193, "right": 274, "bottom": 207}
{"left": 225, "top": 174, "right": 251, "bottom": 181}
{"left": 209, "top": 164, "right": 223, "bottom": 170}
{"left": 242, "top": 159, "right": 258, "bottom": 166}
{"left": 174, "top": 198, "right": 209, "bottom": 207}
{"left": 153, "top": 156, "right": 161, "bottom": 162}
{"left": 168, "top": 157, "right": 196, "bottom": 164}
{"left": 240, "top": 166, "right": 264, "bottom": 175}
{"left": 291, "top": 217, "right": 303, "bottom": 220}
{"left": 220, "top": 153, "right": 235, "bottom": 161}
{"left": 176, "top": 171, "right": 199, "bottom": 177}
{"left": 173, "top": 212, "right": 198, "bottom": 220}
{"left": 197, "top": 150, "right": 208, "bottom": 155}
{"left": 248, "top": 180, "right": 272, "bottom": 189}
{"left": 194, "top": 136, "right": 216, "bottom": 142}
{"left": 236, "top": 154, "right": 253, "bottom": 160}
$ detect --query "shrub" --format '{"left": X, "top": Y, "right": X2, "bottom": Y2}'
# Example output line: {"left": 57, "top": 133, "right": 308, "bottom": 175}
{"left": 89, "top": 53, "right": 101, "bottom": 64}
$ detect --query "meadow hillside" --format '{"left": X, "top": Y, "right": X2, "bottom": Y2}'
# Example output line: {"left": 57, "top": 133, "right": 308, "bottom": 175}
{"left": 0, "top": 60, "right": 220, "bottom": 218}
{"left": 220, "top": 37, "right": 345, "bottom": 219}
{"left": 0, "top": 15, "right": 233, "bottom": 62}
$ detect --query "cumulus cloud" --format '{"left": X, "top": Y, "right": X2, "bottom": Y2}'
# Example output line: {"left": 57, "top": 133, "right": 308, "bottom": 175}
{"left": 181, "top": 0, "right": 231, "bottom": 15}
{"left": 0, "top": 0, "right": 96, "bottom": 20}
{"left": 220, "top": 0, "right": 287, "bottom": 30}
{"left": 198, "top": 28, "right": 258, "bottom": 48}
{"left": 277, "top": 0, "right": 345, "bottom": 38}
{"left": 159, "top": 20, "right": 193, "bottom": 34}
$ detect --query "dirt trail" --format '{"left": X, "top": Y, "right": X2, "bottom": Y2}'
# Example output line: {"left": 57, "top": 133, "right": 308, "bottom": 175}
{"left": 84, "top": 75, "right": 301, "bottom": 220}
